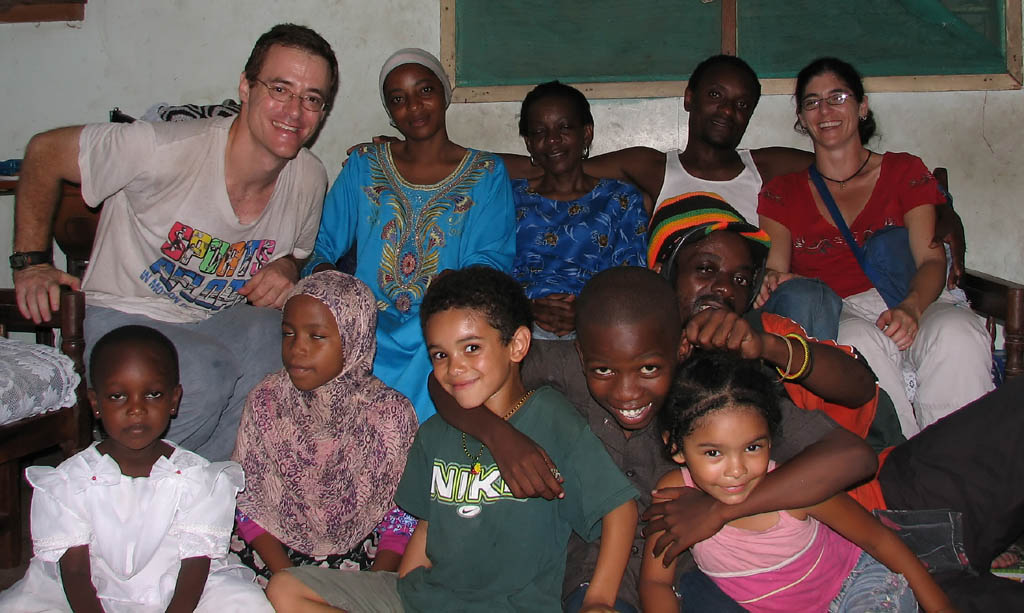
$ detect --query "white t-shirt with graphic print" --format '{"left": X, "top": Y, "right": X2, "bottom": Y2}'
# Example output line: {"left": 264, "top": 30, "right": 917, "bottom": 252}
{"left": 78, "top": 116, "right": 326, "bottom": 323}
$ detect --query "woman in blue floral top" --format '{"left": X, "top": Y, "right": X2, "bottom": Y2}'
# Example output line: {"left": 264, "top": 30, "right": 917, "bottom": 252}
{"left": 513, "top": 81, "right": 649, "bottom": 339}
{"left": 303, "top": 48, "right": 515, "bottom": 423}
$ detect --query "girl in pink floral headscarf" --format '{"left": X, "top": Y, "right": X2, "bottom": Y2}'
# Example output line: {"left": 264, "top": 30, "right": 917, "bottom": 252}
{"left": 231, "top": 271, "right": 417, "bottom": 581}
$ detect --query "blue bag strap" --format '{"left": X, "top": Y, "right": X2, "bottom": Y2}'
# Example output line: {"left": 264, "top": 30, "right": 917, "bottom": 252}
{"left": 808, "top": 165, "right": 884, "bottom": 289}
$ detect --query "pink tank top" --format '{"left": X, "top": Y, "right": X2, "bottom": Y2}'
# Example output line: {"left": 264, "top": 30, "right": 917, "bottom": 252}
{"left": 683, "top": 464, "right": 863, "bottom": 612}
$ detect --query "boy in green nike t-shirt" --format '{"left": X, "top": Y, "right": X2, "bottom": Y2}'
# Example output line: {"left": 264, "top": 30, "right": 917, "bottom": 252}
{"left": 268, "top": 265, "right": 638, "bottom": 612}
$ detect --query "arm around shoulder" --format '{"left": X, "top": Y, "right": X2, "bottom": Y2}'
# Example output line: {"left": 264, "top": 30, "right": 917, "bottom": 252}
{"left": 751, "top": 147, "right": 813, "bottom": 184}
{"left": 498, "top": 152, "right": 542, "bottom": 180}
{"left": 583, "top": 146, "right": 666, "bottom": 202}
{"left": 723, "top": 425, "right": 876, "bottom": 523}
{"left": 428, "top": 375, "right": 564, "bottom": 500}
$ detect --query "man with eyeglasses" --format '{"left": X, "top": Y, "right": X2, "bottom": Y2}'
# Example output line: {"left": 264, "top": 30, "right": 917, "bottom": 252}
{"left": 10, "top": 23, "right": 338, "bottom": 461}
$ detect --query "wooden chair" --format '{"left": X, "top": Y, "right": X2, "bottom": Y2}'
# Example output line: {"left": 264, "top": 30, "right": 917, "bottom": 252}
{"left": 52, "top": 183, "right": 100, "bottom": 279}
{"left": 935, "top": 168, "right": 1024, "bottom": 379}
{"left": 0, "top": 288, "right": 91, "bottom": 568}
{"left": 45, "top": 104, "right": 131, "bottom": 278}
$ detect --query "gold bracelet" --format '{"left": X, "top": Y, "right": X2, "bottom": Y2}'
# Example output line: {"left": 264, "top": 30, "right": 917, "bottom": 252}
{"left": 774, "top": 334, "right": 794, "bottom": 381}
{"left": 782, "top": 333, "right": 812, "bottom": 381}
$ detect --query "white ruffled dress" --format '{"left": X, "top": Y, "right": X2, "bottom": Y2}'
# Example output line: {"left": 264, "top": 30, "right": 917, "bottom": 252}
{"left": 0, "top": 442, "right": 271, "bottom": 612}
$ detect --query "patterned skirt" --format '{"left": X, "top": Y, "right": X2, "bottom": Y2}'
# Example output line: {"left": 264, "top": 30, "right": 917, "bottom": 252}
{"left": 229, "top": 527, "right": 379, "bottom": 588}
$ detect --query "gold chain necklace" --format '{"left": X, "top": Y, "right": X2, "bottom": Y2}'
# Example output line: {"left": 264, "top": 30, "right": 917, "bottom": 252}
{"left": 462, "top": 389, "right": 535, "bottom": 475}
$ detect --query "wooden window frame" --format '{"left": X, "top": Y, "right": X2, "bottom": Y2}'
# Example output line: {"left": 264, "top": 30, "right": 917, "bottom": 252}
{"left": 440, "top": 0, "right": 1023, "bottom": 103}
{"left": 0, "top": 0, "right": 86, "bottom": 24}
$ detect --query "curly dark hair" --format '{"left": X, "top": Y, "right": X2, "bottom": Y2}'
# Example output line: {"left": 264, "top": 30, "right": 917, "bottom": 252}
{"left": 517, "top": 80, "right": 594, "bottom": 138}
{"left": 659, "top": 351, "right": 782, "bottom": 455}
{"left": 687, "top": 54, "right": 761, "bottom": 105}
{"left": 420, "top": 266, "right": 533, "bottom": 344}
{"left": 794, "top": 57, "right": 877, "bottom": 144}
{"left": 244, "top": 23, "right": 340, "bottom": 110}
{"left": 89, "top": 325, "right": 179, "bottom": 386}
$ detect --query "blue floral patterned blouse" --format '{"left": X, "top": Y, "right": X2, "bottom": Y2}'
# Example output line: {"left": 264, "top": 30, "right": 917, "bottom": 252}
{"left": 303, "top": 143, "right": 515, "bottom": 421}
{"left": 512, "top": 178, "right": 648, "bottom": 298}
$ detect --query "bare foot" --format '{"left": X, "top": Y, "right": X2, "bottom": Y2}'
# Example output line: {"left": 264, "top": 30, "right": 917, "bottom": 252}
{"left": 992, "top": 545, "right": 1023, "bottom": 569}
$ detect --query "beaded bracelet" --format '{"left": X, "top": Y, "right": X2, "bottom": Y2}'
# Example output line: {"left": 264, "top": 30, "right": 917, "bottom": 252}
{"left": 791, "top": 335, "right": 816, "bottom": 382}
{"left": 780, "top": 333, "right": 813, "bottom": 381}
{"left": 774, "top": 334, "right": 794, "bottom": 381}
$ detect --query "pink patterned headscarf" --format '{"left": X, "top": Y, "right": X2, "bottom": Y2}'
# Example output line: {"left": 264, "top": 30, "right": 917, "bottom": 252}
{"left": 232, "top": 271, "right": 417, "bottom": 556}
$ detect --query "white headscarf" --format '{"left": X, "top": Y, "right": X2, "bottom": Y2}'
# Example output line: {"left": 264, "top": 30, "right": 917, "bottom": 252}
{"left": 378, "top": 47, "right": 453, "bottom": 113}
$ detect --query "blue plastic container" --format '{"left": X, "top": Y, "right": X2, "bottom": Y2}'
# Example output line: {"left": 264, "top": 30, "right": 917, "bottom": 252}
{"left": 0, "top": 159, "right": 21, "bottom": 176}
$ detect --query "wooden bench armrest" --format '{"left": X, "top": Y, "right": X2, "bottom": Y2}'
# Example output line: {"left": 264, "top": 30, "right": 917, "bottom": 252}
{"left": 959, "top": 269, "right": 1024, "bottom": 378}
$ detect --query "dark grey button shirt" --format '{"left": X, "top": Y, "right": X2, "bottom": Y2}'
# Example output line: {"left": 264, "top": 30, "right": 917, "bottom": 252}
{"left": 522, "top": 338, "right": 840, "bottom": 610}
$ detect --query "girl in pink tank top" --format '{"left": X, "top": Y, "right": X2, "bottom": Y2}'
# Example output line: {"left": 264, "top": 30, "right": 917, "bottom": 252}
{"left": 639, "top": 352, "right": 955, "bottom": 613}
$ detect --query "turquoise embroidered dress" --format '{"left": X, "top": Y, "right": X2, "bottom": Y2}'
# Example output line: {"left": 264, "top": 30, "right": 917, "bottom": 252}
{"left": 512, "top": 178, "right": 649, "bottom": 299}
{"left": 304, "top": 143, "right": 515, "bottom": 421}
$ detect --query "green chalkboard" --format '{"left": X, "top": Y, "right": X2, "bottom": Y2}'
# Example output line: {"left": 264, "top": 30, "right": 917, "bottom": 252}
{"left": 454, "top": 0, "right": 722, "bottom": 87}
{"left": 445, "top": 0, "right": 1019, "bottom": 100}
{"left": 739, "top": 0, "right": 1006, "bottom": 78}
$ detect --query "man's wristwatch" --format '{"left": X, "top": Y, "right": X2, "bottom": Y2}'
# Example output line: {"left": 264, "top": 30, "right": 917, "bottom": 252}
{"left": 9, "top": 251, "right": 53, "bottom": 271}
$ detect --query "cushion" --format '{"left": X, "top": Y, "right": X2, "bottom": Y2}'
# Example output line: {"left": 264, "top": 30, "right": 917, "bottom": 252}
{"left": 0, "top": 337, "right": 81, "bottom": 426}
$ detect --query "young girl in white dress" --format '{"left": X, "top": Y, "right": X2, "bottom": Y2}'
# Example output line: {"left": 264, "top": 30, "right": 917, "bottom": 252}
{"left": 0, "top": 325, "right": 270, "bottom": 613}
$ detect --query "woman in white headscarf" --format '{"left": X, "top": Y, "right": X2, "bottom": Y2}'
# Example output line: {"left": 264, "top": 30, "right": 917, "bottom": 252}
{"left": 301, "top": 48, "right": 516, "bottom": 425}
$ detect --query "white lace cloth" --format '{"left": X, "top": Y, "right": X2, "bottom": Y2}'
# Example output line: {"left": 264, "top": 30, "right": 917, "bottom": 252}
{"left": 0, "top": 336, "right": 80, "bottom": 426}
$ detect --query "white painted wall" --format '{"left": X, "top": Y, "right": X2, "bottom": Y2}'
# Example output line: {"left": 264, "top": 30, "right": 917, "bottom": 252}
{"left": 2, "top": 0, "right": 1022, "bottom": 289}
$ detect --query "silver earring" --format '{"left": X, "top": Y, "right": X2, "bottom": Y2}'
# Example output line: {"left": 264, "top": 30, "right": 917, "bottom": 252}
{"left": 582, "top": 146, "right": 590, "bottom": 160}
{"left": 859, "top": 115, "right": 867, "bottom": 121}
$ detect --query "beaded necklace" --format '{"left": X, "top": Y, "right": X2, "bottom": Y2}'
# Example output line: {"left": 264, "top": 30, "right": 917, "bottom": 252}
{"left": 462, "top": 389, "right": 535, "bottom": 475}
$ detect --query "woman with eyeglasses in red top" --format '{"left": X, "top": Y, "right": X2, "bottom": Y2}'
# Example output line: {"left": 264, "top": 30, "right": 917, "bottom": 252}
{"left": 756, "top": 57, "right": 992, "bottom": 440}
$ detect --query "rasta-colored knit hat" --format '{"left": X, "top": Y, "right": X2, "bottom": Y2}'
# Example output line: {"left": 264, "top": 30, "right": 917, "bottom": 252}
{"left": 647, "top": 192, "right": 771, "bottom": 283}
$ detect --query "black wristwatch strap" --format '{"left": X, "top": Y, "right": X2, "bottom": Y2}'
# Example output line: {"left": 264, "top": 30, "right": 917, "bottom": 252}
{"left": 9, "top": 250, "right": 53, "bottom": 270}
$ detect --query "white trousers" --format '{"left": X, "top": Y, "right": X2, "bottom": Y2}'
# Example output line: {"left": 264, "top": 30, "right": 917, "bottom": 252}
{"left": 838, "top": 288, "right": 993, "bottom": 438}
